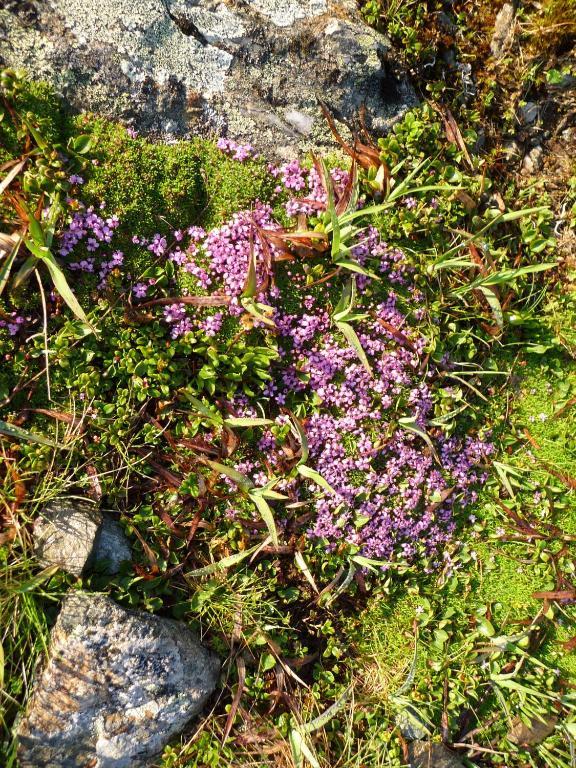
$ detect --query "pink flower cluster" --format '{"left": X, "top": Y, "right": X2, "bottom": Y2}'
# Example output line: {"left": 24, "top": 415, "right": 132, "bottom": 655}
{"left": 163, "top": 303, "right": 193, "bottom": 338}
{"left": 217, "top": 138, "right": 255, "bottom": 162}
{"left": 59, "top": 205, "right": 119, "bottom": 259}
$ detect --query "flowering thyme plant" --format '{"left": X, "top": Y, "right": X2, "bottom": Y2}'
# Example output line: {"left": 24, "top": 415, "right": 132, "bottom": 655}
{"left": 53, "top": 149, "right": 493, "bottom": 566}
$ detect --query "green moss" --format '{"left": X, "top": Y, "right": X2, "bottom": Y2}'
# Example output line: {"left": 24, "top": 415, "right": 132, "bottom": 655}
{"left": 476, "top": 543, "right": 549, "bottom": 623}
{"left": 544, "top": 611, "right": 576, "bottom": 678}
{"left": 349, "top": 590, "right": 423, "bottom": 699}
{"left": 197, "top": 141, "right": 278, "bottom": 230}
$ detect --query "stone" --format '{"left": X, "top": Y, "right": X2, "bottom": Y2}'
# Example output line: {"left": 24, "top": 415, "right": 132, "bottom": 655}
{"left": 522, "top": 145, "right": 544, "bottom": 174}
{"left": 508, "top": 715, "right": 558, "bottom": 746}
{"left": 94, "top": 515, "right": 133, "bottom": 574}
{"left": 34, "top": 498, "right": 131, "bottom": 577}
{"left": 17, "top": 591, "right": 220, "bottom": 768}
{"left": 502, "top": 139, "right": 522, "bottom": 158}
{"left": 520, "top": 101, "right": 539, "bottom": 124}
{"left": 0, "top": 0, "right": 417, "bottom": 158}
{"left": 490, "top": 3, "right": 515, "bottom": 58}
{"left": 408, "top": 741, "right": 465, "bottom": 768}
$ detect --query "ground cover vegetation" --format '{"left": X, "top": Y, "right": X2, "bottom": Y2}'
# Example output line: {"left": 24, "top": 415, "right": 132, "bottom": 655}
{"left": 1, "top": 1, "right": 576, "bottom": 765}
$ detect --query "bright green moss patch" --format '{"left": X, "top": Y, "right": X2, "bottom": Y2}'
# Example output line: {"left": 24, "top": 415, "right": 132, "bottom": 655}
{"left": 349, "top": 590, "right": 424, "bottom": 699}
{"left": 197, "top": 142, "right": 278, "bottom": 230}
{"left": 476, "top": 542, "right": 550, "bottom": 622}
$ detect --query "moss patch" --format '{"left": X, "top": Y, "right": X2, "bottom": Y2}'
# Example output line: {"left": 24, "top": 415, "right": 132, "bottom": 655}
{"left": 350, "top": 590, "right": 423, "bottom": 699}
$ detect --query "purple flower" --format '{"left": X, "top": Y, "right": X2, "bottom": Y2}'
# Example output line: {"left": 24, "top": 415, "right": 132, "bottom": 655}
{"left": 163, "top": 303, "right": 187, "bottom": 324}
{"left": 217, "top": 137, "right": 255, "bottom": 162}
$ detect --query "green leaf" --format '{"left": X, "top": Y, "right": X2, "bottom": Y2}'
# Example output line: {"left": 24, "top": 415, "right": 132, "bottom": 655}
{"left": 20, "top": 115, "right": 48, "bottom": 150}
{"left": 261, "top": 652, "right": 276, "bottom": 672}
{"left": 477, "top": 617, "right": 496, "bottom": 637}
{"left": 248, "top": 491, "right": 279, "bottom": 546}
{"left": 477, "top": 285, "right": 503, "bottom": 330}
{"left": 351, "top": 555, "right": 392, "bottom": 568}
{"left": 22, "top": 205, "right": 45, "bottom": 247}
{"left": 493, "top": 461, "right": 525, "bottom": 498}
{"left": 204, "top": 459, "right": 254, "bottom": 491}
{"left": 71, "top": 134, "right": 93, "bottom": 154}
{"left": 398, "top": 417, "right": 440, "bottom": 463}
{"left": 224, "top": 416, "right": 274, "bottom": 427}
{"left": 12, "top": 253, "right": 37, "bottom": 290}
{"left": 0, "top": 232, "right": 23, "bottom": 296}
{"left": 240, "top": 297, "right": 276, "bottom": 327}
{"left": 0, "top": 420, "right": 61, "bottom": 447}
{"left": 288, "top": 411, "right": 309, "bottom": 465}
{"left": 289, "top": 729, "right": 304, "bottom": 768}
{"left": 258, "top": 487, "right": 288, "bottom": 500}
{"left": 185, "top": 541, "right": 265, "bottom": 578}
{"left": 241, "top": 241, "right": 258, "bottom": 299}
{"left": 333, "top": 278, "right": 355, "bottom": 322}
{"left": 294, "top": 551, "right": 319, "bottom": 593}
{"left": 301, "top": 685, "right": 353, "bottom": 733}
{"left": 182, "top": 393, "right": 223, "bottom": 424}
{"left": 452, "top": 263, "right": 557, "bottom": 297}
{"left": 297, "top": 464, "right": 337, "bottom": 495}
{"left": 39, "top": 248, "right": 95, "bottom": 330}
{"left": 334, "top": 259, "right": 380, "bottom": 280}
{"left": 289, "top": 729, "right": 320, "bottom": 768}
{"left": 11, "top": 565, "right": 60, "bottom": 592}
{"left": 336, "top": 321, "right": 373, "bottom": 377}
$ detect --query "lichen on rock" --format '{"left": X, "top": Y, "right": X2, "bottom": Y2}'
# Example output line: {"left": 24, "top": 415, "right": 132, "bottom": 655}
{"left": 17, "top": 592, "right": 220, "bottom": 768}
{"left": 0, "top": 0, "right": 416, "bottom": 158}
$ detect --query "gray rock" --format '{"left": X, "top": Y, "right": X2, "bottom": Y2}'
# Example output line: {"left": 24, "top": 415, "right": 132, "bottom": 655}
{"left": 490, "top": 3, "right": 515, "bottom": 58}
{"left": 408, "top": 741, "right": 465, "bottom": 768}
{"left": 522, "top": 145, "right": 544, "bottom": 173}
{"left": 34, "top": 499, "right": 131, "bottom": 577}
{"left": 0, "top": 0, "right": 417, "bottom": 158}
{"left": 520, "top": 101, "right": 539, "bottom": 124}
{"left": 17, "top": 592, "right": 220, "bottom": 768}
{"left": 93, "top": 515, "right": 133, "bottom": 574}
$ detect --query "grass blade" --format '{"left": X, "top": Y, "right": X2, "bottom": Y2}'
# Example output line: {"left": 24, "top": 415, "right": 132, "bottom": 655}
{"left": 0, "top": 420, "right": 60, "bottom": 447}
{"left": 297, "top": 464, "right": 337, "bottom": 495}
{"left": 398, "top": 417, "right": 440, "bottom": 463}
{"left": 224, "top": 417, "right": 274, "bottom": 427}
{"left": 204, "top": 459, "right": 254, "bottom": 491}
{"left": 336, "top": 321, "right": 373, "bottom": 377}
{"left": 248, "top": 491, "right": 279, "bottom": 546}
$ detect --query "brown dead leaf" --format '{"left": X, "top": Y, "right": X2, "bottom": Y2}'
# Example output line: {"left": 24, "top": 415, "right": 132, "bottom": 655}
{"left": 433, "top": 103, "right": 473, "bottom": 169}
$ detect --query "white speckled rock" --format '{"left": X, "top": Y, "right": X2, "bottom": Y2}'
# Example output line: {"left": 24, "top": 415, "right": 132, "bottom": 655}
{"left": 17, "top": 592, "right": 220, "bottom": 768}
{"left": 0, "top": 0, "right": 416, "bottom": 158}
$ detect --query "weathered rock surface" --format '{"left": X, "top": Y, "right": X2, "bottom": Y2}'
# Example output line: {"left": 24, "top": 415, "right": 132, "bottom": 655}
{"left": 490, "top": 3, "right": 515, "bottom": 59}
{"left": 408, "top": 741, "right": 465, "bottom": 768}
{"left": 0, "top": 0, "right": 416, "bottom": 158}
{"left": 34, "top": 498, "right": 131, "bottom": 576}
{"left": 522, "top": 144, "right": 544, "bottom": 174}
{"left": 17, "top": 591, "right": 220, "bottom": 768}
